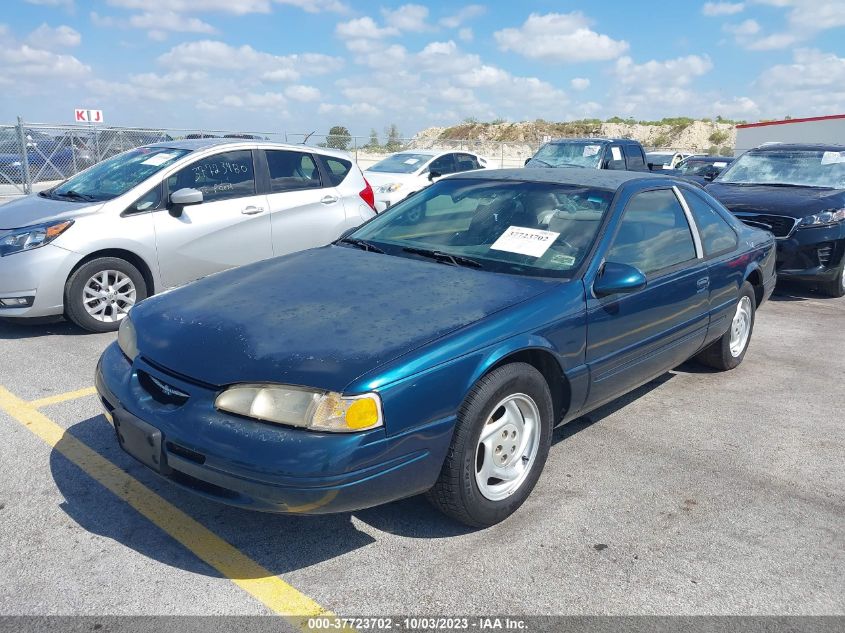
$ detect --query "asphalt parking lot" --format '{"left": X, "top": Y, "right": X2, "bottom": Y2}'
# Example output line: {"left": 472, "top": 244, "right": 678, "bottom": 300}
{"left": 0, "top": 285, "right": 842, "bottom": 623}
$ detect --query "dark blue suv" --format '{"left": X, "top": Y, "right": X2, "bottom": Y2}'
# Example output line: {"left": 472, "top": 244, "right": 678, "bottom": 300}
{"left": 707, "top": 143, "right": 845, "bottom": 297}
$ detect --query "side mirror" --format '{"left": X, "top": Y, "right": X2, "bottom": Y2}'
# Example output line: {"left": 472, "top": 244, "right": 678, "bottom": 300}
{"left": 594, "top": 262, "right": 647, "bottom": 297}
{"left": 168, "top": 187, "right": 202, "bottom": 216}
{"left": 524, "top": 158, "right": 531, "bottom": 166}
{"left": 647, "top": 163, "right": 655, "bottom": 171}
{"left": 428, "top": 170, "right": 441, "bottom": 181}
{"left": 703, "top": 171, "right": 717, "bottom": 182}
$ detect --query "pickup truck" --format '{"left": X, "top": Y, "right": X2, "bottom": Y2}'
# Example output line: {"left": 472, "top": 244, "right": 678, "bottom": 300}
{"left": 525, "top": 138, "right": 651, "bottom": 171}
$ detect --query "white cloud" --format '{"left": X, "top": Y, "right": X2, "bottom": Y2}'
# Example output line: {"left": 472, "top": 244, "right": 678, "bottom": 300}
{"left": 610, "top": 54, "right": 713, "bottom": 114}
{"left": 731, "top": 1, "right": 845, "bottom": 51}
{"left": 318, "top": 102, "right": 381, "bottom": 117}
{"left": 702, "top": 2, "right": 745, "bottom": 16}
{"left": 712, "top": 96, "right": 760, "bottom": 117}
{"left": 26, "top": 24, "right": 81, "bottom": 49}
{"left": 284, "top": 84, "right": 321, "bottom": 101}
{"left": 335, "top": 16, "right": 398, "bottom": 39}
{"left": 220, "top": 91, "right": 286, "bottom": 109}
{"left": 274, "top": 0, "right": 348, "bottom": 13}
{"left": 494, "top": 12, "right": 629, "bottom": 63}
{"left": 106, "top": 0, "right": 272, "bottom": 14}
{"left": 756, "top": 48, "right": 845, "bottom": 115}
{"left": 0, "top": 28, "right": 89, "bottom": 89}
{"left": 129, "top": 11, "right": 216, "bottom": 36}
{"left": 458, "top": 27, "right": 473, "bottom": 42}
{"left": 382, "top": 4, "right": 430, "bottom": 32}
{"left": 158, "top": 40, "right": 342, "bottom": 79}
{"left": 570, "top": 77, "right": 590, "bottom": 91}
{"left": 440, "top": 5, "right": 485, "bottom": 29}
{"left": 723, "top": 19, "right": 760, "bottom": 36}
{"left": 745, "top": 32, "right": 798, "bottom": 49}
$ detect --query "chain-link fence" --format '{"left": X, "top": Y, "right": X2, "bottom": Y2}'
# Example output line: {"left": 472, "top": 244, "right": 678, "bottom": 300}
{"left": 1, "top": 118, "right": 698, "bottom": 201}
{"left": 0, "top": 118, "right": 287, "bottom": 198}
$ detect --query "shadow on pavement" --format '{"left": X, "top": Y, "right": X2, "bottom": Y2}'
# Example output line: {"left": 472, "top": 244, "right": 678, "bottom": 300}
{"left": 0, "top": 317, "right": 84, "bottom": 339}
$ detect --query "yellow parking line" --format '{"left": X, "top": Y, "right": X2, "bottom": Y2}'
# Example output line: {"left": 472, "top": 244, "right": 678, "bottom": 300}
{"left": 0, "top": 386, "right": 333, "bottom": 626}
{"left": 29, "top": 386, "right": 98, "bottom": 409}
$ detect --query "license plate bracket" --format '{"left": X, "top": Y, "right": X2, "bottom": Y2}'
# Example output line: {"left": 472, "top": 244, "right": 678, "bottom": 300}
{"left": 113, "top": 409, "right": 168, "bottom": 474}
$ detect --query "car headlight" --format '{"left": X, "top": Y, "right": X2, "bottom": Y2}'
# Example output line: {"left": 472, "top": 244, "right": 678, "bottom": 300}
{"left": 215, "top": 384, "right": 383, "bottom": 433}
{"left": 374, "top": 183, "right": 403, "bottom": 194}
{"left": 799, "top": 209, "right": 845, "bottom": 228}
{"left": 0, "top": 220, "right": 73, "bottom": 257}
{"left": 117, "top": 316, "right": 139, "bottom": 361}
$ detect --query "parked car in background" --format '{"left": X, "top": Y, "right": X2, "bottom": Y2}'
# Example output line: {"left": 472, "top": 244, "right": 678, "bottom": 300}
{"left": 707, "top": 143, "right": 845, "bottom": 297}
{"left": 96, "top": 168, "right": 775, "bottom": 527}
{"left": 0, "top": 127, "right": 94, "bottom": 183}
{"left": 670, "top": 155, "right": 734, "bottom": 184}
{"left": 526, "top": 138, "right": 650, "bottom": 172}
{"left": 646, "top": 151, "right": 692, "bottom": 171}
{"left": 0, "top": 139, "right": 376, "bottom": 331}
{"left": 365, "top": 149, "right": 488, "bottom": 212}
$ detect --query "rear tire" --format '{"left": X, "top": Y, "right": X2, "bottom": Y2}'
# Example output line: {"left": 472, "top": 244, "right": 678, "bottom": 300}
{"left": 696, "top": 281, "right": 756, "bottom": 371}
{"left": 426, "top": 363, "right": 553, "bottom": 527}
{"left": 820, "top": 260, "right": 845, "bottom": 298}
{"left": 64, "top": 257, "right": 147, "bottom": 333}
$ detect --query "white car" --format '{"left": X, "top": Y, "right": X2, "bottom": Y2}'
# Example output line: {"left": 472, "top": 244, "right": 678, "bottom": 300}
{"left": 0, "top": 138, "right": 376, "bottom": 332}
{"left": 365, "top": 150, "right": 489, "bottom": 212}
{"left": 646, "top": 151, "right": 693, "bottom": 170}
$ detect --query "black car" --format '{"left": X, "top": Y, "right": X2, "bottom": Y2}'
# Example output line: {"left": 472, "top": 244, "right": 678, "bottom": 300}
{"left": 669, "top": 155, "right": 734, "bottom": 185}
{"left": 707, "top": 143, "right": 845, "bottom": 297}
{"left": 526, "top": 138, "right": 650, "bottom": 171}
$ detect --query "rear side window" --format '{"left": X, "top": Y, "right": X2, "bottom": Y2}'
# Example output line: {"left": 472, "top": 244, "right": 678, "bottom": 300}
{"left": 168, "top": 150, "right": 255, "bottom": 203}
{"left": 607, "top": 189, "right": 697, "bottom": 276}
{"left": 623, "top": 145, "right": 645, "bottom": 169}
{"left": 316, "top": 155, "right": 352, "bottom": 186}
{"left": 266, "top": 150, "right": 321, "bottom": 193}
{"left": 455, "top": 153, "right": 482, "bottom": 171}
{"left": 429, "top": 154, "right": 458, "bottom": 175}
{"left": 684, "top": 190, "right": 739, "bottom": 256}
{"left": 605, "top": 146, "right": 626, "bottom": 170}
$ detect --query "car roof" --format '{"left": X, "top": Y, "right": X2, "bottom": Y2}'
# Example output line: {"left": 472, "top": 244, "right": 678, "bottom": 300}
{"left": 752, "top": 143, "right": 845, "bottom": 152}
{"left": 452, "top": 167, "right": 680, "bottom": 190}
{"left": 145, "top": 137, "right": 352, "bottom": 159}
{"left": 547, "top": 137, "right": 636, "bottom": 144}
{"left": 685, "top": 155, "right": 734, "bottom": 161}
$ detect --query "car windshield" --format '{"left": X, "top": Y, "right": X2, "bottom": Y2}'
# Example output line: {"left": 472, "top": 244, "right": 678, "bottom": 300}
{"left": 366, "top": 153, "right": 433, "bottom": 174}
{"left": 529, "top": 142, "right": 604, "bottom": 168}
{"left": 718, "top": 149, "right": 845, "bottom": 188}
{"left": 677, "top": 159, "right": 730, "bottom": 175}
{"left": 46, "top": 147, "right": 191, "bottom": 202}
{"left": 350, "top": 178, "right": 614, "bottom": 278}
{"left": 646, "top": 153, "right": 673, "bottom": 166}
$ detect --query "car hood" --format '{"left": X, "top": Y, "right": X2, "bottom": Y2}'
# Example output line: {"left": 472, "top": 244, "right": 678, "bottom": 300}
{"left": 132, "top": 246, "right": 555, "bottom": 392}
{"left": 0, "top": 194, "right": 103, "bottom": 229}
{"left": 706, "top": 182, "right": 845, "bottom": 219}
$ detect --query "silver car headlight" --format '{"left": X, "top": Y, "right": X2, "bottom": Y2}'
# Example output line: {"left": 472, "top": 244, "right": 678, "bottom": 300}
{"left": 215, "top": 384, "right": 383, "bottom": 433}
{"left": 117, "top": 316, "right": 139, "bottom": 361}
{"left": 799, "top": 209, "right": 845, "bottom": 228}
{"left": 374, "top": 183, "right": 403, "bottom": 194}
{"left": 0, "top": 220, "right": 73, "bottom": 257}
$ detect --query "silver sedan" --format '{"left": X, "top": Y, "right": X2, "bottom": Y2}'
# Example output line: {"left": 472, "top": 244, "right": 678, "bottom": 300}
{"left": 0, "top": 139, "right": 377, "bottom": 331}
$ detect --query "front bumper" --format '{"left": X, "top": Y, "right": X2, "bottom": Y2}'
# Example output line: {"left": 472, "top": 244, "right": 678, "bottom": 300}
{"left": 0, "top": 244, "right": 80, "bottom": 318}
{"left": 95, "top": 343, "right": 454, "bottom": 514}
{"left": 775, "top": 224, "right": 845, "bottom": 282}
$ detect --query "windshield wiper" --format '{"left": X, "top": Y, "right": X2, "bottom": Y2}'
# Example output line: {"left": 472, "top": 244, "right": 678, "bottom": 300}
{"left": 337, "top": 237, "right": 386, "bottom": 254}
{"left": 54, "top": 189, "right": 96, "bottom": 201}
{"left": 402, "top": 246, "right": 483, "bottom": 268}
{"left": 527, "top": 158, "right": 552, "bottom": 167}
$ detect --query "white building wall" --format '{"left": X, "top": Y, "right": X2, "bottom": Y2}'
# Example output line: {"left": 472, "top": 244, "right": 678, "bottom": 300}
{"left": 735, "top": 116, "right": 845, "bottom": 155}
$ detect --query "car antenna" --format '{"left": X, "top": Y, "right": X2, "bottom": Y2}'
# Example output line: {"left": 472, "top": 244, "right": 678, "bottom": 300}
{"left": 301, "top": 131, "right": 316, "bottom": 144}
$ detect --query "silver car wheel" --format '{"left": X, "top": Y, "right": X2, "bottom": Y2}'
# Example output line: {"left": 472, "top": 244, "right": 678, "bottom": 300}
{"left": 475, "top": 393, "right": 541, "bottom": 501}
{"left": 82, "top": 270, "right": 136, "bottom": 323}
{"left": 729, "top": 295, "right": 752, "bottom": 358}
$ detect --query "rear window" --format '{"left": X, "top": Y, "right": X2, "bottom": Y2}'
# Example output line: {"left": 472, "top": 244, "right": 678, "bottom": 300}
{"left": 317, "top": 155, "right": 352, "bottom": 186}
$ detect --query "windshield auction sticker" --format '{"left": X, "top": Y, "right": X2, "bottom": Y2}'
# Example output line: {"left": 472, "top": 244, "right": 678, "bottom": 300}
{"left": 491, "top": 226, "right": 560, "bottom": 258}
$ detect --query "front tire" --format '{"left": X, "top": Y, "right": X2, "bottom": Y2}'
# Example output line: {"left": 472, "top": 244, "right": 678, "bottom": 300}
{"left": 820, "top": 260, "right": 845, "bottom": 298}
{"left": 64, "top": 257, "right": 147, "bottom": 333}
{"left": 426, "top": 363, "right": 553, "bottom": 527}
{"left": 696, "top": 281, "right": 756, "bottom": 371}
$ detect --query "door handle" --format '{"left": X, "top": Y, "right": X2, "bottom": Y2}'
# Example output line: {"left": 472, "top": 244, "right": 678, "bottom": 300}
{"left": 696, "top": 277, "right": 710, "bottom": 290}
{"left": 241, "top": 206, "right": 264, "bottom": 215}
{"left": 320, "top": 195, "right": 339, "bottom": 205}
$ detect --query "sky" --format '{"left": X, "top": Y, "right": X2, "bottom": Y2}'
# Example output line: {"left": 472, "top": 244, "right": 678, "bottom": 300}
{"left": 2, "top": 0, "right": 845, "bottom": 138}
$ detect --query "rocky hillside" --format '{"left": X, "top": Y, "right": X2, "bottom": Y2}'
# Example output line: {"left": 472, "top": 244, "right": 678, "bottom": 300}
{"left": 412, "top": 118, "right": 738, "bottom": 154}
